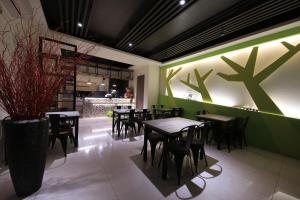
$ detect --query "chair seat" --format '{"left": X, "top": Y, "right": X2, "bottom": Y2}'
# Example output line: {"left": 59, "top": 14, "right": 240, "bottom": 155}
{"left": 122, "top": 120, "right": 135, "bottom": 125}
{"left": 148, "top": 131, "right": 164, "bottom": 141}
{"left": 167, "top": 141, "right": 189, "bottom": 155}
{"left": 181, "top": 137, "right": 204, "bottom": 146}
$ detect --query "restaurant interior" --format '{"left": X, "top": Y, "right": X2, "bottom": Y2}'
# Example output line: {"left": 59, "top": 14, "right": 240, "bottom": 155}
{"left": 0, "top": 0, "right": 300, "bottom": 200}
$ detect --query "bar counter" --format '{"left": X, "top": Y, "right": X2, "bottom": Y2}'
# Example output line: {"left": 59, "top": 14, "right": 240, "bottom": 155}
{"left": 81, "top": 97, "right": 134, "bottom": 118}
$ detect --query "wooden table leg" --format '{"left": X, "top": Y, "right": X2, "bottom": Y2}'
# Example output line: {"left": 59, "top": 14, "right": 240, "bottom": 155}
{"left": 143, "top": 126, "right": 150, "bottom": 162}
{"left": 162, "top": 139, "right": 168, "bottom": 179}
{"left": 74, "top": 117, "right": 79, "bottom": 147}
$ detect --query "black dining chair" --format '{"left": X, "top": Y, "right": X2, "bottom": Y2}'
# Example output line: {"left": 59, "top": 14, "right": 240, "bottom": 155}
{"left": 188, "top": 123, "right": 209, "bottom": 172}
{"left": 152, "top": 108, "right": 159, "bottom": 119}
{"left": 172, "top": 107, "right": 183, "bottom": 117}
{"left": 196, "top": 110, "right": 214, "bottom": 144}
{"left": 166, "top": 125, "right": 197, "bottom": 185}
{"left": 232, "top": 116, "right": 249, "bottom": 149}
{"left": 121, "top": 109, "right": 137, "bottom": 137}
{"left": 135, "top": 109, "right": 151, "bottom": 134}
{"left": 113, "top": 106, "right": 124, "bottom": 131}
{"left": 147, "top": 131, "right": 165, "bottom": 166}
{"left": 48, "top": 114, "right": 75, "bottom": 157}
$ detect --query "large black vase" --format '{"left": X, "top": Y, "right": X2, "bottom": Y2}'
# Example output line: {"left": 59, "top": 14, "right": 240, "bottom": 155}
{"left": 4, "top": 118, "right": 49, "bottom": 197}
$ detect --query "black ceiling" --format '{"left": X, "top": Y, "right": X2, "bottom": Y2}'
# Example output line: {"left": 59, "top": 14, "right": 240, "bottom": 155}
{"left": 41, "top": 0, "right": 300, "bottom": 62}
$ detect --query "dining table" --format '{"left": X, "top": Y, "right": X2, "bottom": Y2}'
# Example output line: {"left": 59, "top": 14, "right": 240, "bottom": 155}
{"left": 142, "top": 117, "right": 203, "bottom": 179}
{"left": 196, "top": 113, "right": 235, "bottom": 150}
{"left": 46, "top": 111, "right": 80, "bottom": 147}
{"left": 112, "top": 109, "right": 148, "bottom": 137}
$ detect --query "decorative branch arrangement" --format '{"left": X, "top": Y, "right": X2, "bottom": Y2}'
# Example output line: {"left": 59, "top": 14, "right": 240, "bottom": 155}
{"left": 164, "top": 67, "right": 182, "bottom": 97}
{"left": 0, "top": 15, "right": 93, "bottom": 120}
{"left": 217, "top": 41, "right": 300, "bottom": 114}
{"left": 180, "top": 68, "right": 213, "bottom": 102}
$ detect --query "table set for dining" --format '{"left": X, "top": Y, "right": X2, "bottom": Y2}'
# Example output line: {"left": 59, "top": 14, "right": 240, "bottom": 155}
{"left": 112, "top": 108, "right": 150, "bottom": 137}
{"left": 142, "top": 117, "right": 204, "bottom": 179}
{"left": 140, "top": 111, "right": 242, "bottom": 183}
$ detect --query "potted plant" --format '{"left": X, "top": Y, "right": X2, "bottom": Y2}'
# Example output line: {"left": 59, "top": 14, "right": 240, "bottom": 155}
{"left": 0, "top": 17, "right": 88, "bottom": 196}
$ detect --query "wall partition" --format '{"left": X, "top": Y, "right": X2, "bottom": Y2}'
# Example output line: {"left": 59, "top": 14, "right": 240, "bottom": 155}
{"left": 159, "top": 24, "right": 300, "bottom": 159}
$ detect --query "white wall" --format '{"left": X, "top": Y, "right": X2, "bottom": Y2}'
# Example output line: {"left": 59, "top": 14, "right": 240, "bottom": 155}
{"left": 147, "top": 64, "right": 160, "bottom": 107}
{"left": 131, "top": 64, "right": 160, "bottom": 108}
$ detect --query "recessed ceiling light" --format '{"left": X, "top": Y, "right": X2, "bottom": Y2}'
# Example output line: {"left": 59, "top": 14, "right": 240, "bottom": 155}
{"left": 128, "top": 43, "right": 133, "bottom": 47}
{"left": 179, "top": 0, "right": 186, "bottom": 5}
{"left": 101, "top": 83, "right": 105, "bottom": 86}
{"left": 112, "top": 84, "right": 117, "bottom": 87}
{"left": 77, "top": 22, "right": 83, "bottom": 27}
{"left": 86, "top": 82, "right": 92, "bottom": 85}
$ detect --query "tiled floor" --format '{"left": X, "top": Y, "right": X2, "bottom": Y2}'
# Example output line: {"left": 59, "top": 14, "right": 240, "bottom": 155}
{"left": 0, "top": 117, "right": 300, "bottom": 200}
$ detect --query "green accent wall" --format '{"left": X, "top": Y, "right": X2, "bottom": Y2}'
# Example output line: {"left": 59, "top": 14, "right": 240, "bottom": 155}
{"left": 159, "top": 95, "right": 300, "bottom": 159}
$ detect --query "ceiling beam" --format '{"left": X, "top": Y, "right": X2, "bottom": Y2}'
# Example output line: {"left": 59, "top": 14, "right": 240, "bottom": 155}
{"left": 64, "top": 0, "right": 69, "bottom": 34}
{"left": 70, "top": 0, "right": 75, "bottom": 35}
{"left": 58, "top": 0, "right": 64, "bottom": 32}
{"left": 84, "top": 0, "right": 94, "bottom": 38}
{"left": 75, "top": 0, "right": 83, "bottom": 36}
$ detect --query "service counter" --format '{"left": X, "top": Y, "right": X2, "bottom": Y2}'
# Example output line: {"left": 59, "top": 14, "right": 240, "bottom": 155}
{"left": 80, "top": 97, "right": 134, "bottom": 118}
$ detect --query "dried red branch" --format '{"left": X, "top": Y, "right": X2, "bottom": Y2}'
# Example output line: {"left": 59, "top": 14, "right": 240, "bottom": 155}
{"left": 0, "top": 11, "right": 93, "bottom": 120}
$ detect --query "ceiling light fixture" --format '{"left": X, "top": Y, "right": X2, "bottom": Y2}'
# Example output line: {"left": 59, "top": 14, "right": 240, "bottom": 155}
{"left": 77, "top": 22, "right": 83, "bottom": 27}
{"left": 128, "top": 43, "right": 133, "bottom": 47}
{"left": 179, "top": 0, "right": 186, "bottom": 5}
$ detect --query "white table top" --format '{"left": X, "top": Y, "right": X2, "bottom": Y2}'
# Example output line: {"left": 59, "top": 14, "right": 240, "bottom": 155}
{"left": 46, "top": 111, "right": 80, "bottom": 117}
{"left": 143, "top": 117, "right": 203, "bottom": 135}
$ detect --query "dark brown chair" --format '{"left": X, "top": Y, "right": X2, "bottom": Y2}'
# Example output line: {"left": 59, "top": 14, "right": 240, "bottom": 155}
{"left": 166, "top": 125, "right": 197, "bottom": 185}
{"left": 196, "top": 110, "right": 214, "bottom": 144}
{"left": 189, "top": 123, "right": 209, "bottom": 172}
{"left": 121, "top": 109, "right": 136, "bottom": 137}
{"left": 152, "top": 108, "right": 159, "bottom": 119}
{"left": 48, "top": 114, "right": 74, "bottom": 157}
{"left": 135, "top": 109, "right": 151, "bottom": 134}
{"left": 232, "top": 116, "right": 249, "bottom": 149}
{"left": 172, "top": 107, "right": 183, "bottom": 117}
{"left": 113, "top": 106, "right": 125, "bottom": 131}
{"left": 148, "top": 131, "right": 165, "bottom": 166}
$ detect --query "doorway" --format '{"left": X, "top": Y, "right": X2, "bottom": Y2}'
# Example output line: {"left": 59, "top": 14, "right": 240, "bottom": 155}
{"left": 136, "top": 75, "right": 145, "bottom": 109}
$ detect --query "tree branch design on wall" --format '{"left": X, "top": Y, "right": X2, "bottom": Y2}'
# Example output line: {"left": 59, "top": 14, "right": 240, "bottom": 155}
{"left": 180, "top": 68, "right": 213, "bottom": 102}
{"left": 217, "top": 41, "right": 300, "bottom": 114}
{"left": 164, "top": 67, "right": 182, "bottom": 97}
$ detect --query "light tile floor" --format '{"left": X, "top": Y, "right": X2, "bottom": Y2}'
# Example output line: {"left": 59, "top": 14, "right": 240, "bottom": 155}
{"left": 0, "top": 117, "right": 300, "bottom": 200}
